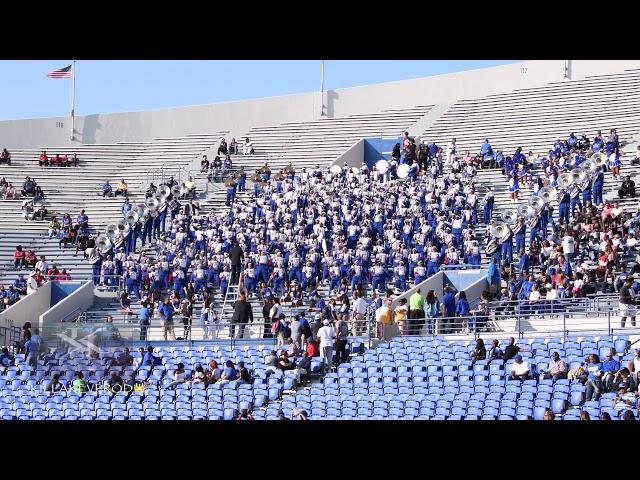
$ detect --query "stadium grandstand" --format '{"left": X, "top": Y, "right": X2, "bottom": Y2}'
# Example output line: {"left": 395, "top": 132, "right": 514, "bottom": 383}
{"left": 1, "top": 59, "right": 640, "bottom": 420}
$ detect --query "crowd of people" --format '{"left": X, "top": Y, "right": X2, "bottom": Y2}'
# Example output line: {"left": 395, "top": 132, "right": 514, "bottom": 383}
{"left": 38, "top": 151, "right": 79, "bottom": 168}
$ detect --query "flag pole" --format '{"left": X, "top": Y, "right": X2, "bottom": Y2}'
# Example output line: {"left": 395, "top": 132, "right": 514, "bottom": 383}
{"left": 320, "top": 60, "right": 325, "bottom": 116}
{"left": 71, "top": 60, "right": 76, "bottom": 141}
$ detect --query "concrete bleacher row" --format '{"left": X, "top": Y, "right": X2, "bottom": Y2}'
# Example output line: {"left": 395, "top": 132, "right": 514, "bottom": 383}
{"left": 0, "top": 133, "right": 227, "bottom": 288}
{"left": 418, "top": 69, "right": 640, "bottom": 158}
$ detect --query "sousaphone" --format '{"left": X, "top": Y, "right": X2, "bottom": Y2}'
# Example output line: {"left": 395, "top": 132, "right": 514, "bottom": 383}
{"left": 375, "top": 160, "right": 389, "bottom": 175}
{"left": 501, "top": 209, "right": 518, "bottom": 225}
{"left": 329, "top": 164, "right": 342, "bottom": 175}
{"left": 538, "top": 187, "right": 557, "bottom": 204}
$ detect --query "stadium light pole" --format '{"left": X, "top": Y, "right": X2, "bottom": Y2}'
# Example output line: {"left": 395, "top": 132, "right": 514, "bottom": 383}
{"left": 71, "top": 60, "right": 76, "bottom": 141}
{"left": 320, "top": 60, "right": 325, "bottom": 116}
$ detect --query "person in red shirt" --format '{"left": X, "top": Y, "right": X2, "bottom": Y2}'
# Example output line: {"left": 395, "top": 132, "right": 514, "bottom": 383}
{"left": 33, "top": 270, "right": 46, "bottom": 286}
{"left": 57, "top": 269, "right": 71, "bottom": 281}
{"left": 38, "top": 151, "right": 49, "bottom": 167}
{"left": 61, "top": 154, "right": 70, "bottom": 167}
{"left": 14, "top": 246, "right": 25, "bottom": 269}
{"left": 24, "top": 250, "right": 37, "bottom": 268}
{"left": 306, "top": 337, "right": 320, "bottom": 357}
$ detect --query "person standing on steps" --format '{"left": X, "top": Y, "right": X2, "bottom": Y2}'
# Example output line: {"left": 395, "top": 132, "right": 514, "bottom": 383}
{"left": 229, "top": 241, "right": 244, "bottom": 285}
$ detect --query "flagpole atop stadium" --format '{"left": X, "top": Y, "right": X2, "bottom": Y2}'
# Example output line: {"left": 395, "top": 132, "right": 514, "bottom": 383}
{"left": 320, "top": 60, "right": 325, "bottom": 116}
{"left": 71, "top": 60, "right": 76, "bottom": 141}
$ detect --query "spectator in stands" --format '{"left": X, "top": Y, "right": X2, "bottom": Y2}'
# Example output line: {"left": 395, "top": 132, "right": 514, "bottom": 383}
{"left": 394, "top": 297, "right": 408, "bottom": 336}
{"left": 205, "top": 360, "right": 222, "bottom": 386}
{"left": 73, "top": 372, "right": 90, "bottom": 393}
{"left": 602, "top": 349, "right": 621, "bottom": 391}
{"left": 619, "top": 175, "right": 635, "bottom": 199}
{"left": 541, "top": 351, "right": 568, "bottom": 381}
{"left": 503, "top": 337, "right": 530, "bottom": 362}
{"left": 0, "top": 347, "right": 15, "bottom": 368}
{"left": 622, "top": 410, "right": 636, "bottom": 421}
{"left": 579, "top": 411, "right": 590, "bottom": 421}
{"left": 13, "top": 245, "right": 25, "bottom": 269}
{"left": 317, "top": 319, "right": 335, "bottom": 373}
{"left": 510, "top": 355, "right": 531, "bottom": 381}
{"left": 619, "top": 277, "right": 636, "bottom": 328}
{"left": 627, "top": 349, "right": 640, "bottom": 386}
{"left": 242, "top": 137, "right": 254, "bottom": 155}
{"left": 38, "top": 151, "right": 48, "bottom": 167}
{"left": 455, "top": 290, "right": 471, "bottom": 333}
{"left": 217, "top": 138, "right": 228, "bottom": 156}
{"left": 184, "top": 176, "right": 196, "bottom": 199}
{"left": 228, "top": 138, "right": 238, "bottom": 155}
{"left": 612, "top": 383, "right": 636, "bottom": 411}
{"left": 200, "top": 155, "right": 209, "bottom": 173}
{"left": 114, "top": 179, "right": 128, "bottom": 197}
{"left": 470, "top": 338, "right": 486, "bottom": 363}
{"left": 107, "top": 371, "right": 124, "bottom": 393}
{"left": 0, "top": 148, "right": 10, "bottom": 165}
{"left": 21, "top": 176, "right": 36, "bottom": 197}
{"left": 165, "top": 363, "right": 187, "bottom": 390}
{"left": 292, "top": 408, "right": 308, "bottom": 420}
{"left": 102, "top": 180, "right": 113, "bottom": 198}
{"left": 230, "top": 293, "right": 253, "bottom": 339}
{"left": 423, "top": 290, "right": 439, "bottom": 336}
{"left": 335, "top": 314, "right": 350, "bottom": 365}
{"left": 631, "top": 145, "right": 640, "bottom": 166}
{"left": 600, "top": 412, "right": 612, "bottom": 420}
{"left": 488, "top": 339, "right": 503, "bottom": 360}
{"left": 585, "top": 354, "right": 605, "bottom": 401}
{"left": 469, "top": 291, "right": 489, "bottom": 333}
{"left": 543, "top": 409, "right": 555, "bottom": 421}
{"left": 158, "top": 297, "right": 176, "bottom": 340}
{"left": 3, "top": 182, "right": 15, "bottom": 200}
{"left": 216, "top": 360, "right": 238, "bottom": 385}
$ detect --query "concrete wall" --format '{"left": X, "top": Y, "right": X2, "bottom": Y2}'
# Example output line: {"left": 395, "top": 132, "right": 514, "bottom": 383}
{"left": 444, "top": 270, "right": 487, "bottom": 292}
{"left": 3, "top": 60, "right": 640, "bottom": 149}
{"left": 0, "top": 282, "right": 52, "bottom": 329}
{"left": 331, "top": 139, "right": 364, "bottom": 168}
{"left": 40, "top": 281, "right": 94, "bottom": 329}
{"left": 391, "top": 271, "right": 444, "bottom": 309}
{"left": 363, "top": 138, "right": 399, "bottom": 167}
{"left": 50, "top": 282, "right": 82, "bottom": 307}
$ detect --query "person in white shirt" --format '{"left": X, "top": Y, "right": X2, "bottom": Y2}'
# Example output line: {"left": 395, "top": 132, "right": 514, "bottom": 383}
{"left": 510, "top": 355, "right": 531, "bottom": 381}
{"left": 562, "top": 233, "right": 575, "bottom": 263}
{"left": 351, "top": 292, "right": 368, "bottom": 336}
{"left": 26, "top": 272, "right": 38, "bottom": 295}
{"left": 317, "top": 319, "right": 335, "bottom": 373}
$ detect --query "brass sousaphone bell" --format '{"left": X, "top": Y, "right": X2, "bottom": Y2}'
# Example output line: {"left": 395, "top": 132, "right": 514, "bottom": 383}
{"left": 104, "top": 223, "right": 118, "bottom": 240}
{"left": 538, "top": 187, "right": 557, "bottom": 204}
{"left": 590, "top": 152, "right": 607, "bottom": 168}
{"left": 500, "top": 209, "right": 518, "bottom": 225}
{"left": 489, "top": 221, "right": 511, "bottom": 244}
{"left": 558, "top": 172, "right": 573, "bottom": 189}
{"left": 528, "top": 195, "right": 545, "bottom": 211}
{"left": 581, "top": 159, "right": 597, "bottom": 175}
{"left": 95, "top": 234, "right": 112, "bottom": 251}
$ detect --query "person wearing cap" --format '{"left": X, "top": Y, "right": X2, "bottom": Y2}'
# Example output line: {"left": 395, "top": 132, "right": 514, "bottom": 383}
{"left": 619, "top": 277, "right": 636, "bottom": 328}
{"left": 540, "top": 351, "right": 569, "bottom": 382}
{"left": 601, "top": 349, "right": 621, "bottom": 391}
{"left": 612, "top": 383, "right": 637, "bottom": 411}
{"left": 317, "top": 318, "right": 335, "bottom": 373}
{"left": 509, "top": 354, "right": 531, "bottom": 382}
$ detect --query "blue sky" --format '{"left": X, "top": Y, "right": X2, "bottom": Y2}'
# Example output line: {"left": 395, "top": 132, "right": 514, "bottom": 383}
{"left": 0, "top": 60, "right": 521, "bottom": 120}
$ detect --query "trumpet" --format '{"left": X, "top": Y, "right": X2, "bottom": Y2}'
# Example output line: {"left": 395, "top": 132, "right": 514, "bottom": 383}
{"left": 501, "top": 209, "right": 518, "bottom": 225}
{"left": 528, "top": 195, "right": 545, "bottom": 211}
{"left": 104, "top": 223, "right": 118, "bottom": 240}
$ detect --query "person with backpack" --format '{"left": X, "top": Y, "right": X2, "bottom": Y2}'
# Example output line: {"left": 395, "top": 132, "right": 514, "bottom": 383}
{"left": 335, "top": 314, "right": 350, "bottom": 366}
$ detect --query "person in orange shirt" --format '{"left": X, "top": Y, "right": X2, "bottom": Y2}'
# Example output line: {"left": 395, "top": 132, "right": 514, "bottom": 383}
{"left": 114, "top": 179, "right": 129, "bottom": 197}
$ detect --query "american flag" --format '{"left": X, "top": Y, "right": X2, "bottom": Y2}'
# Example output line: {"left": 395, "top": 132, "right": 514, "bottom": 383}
{"left": 47, "top": 65, "right": 73, "bottom": 79}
